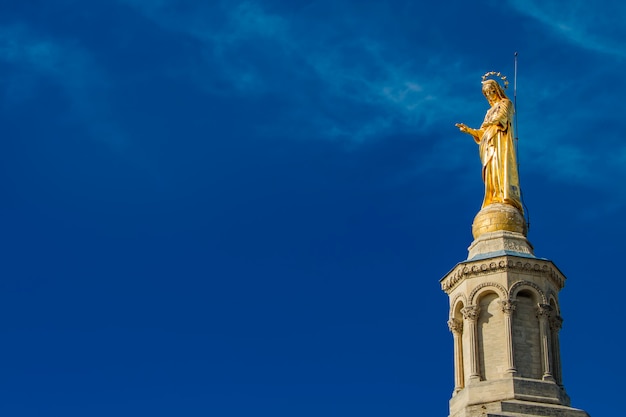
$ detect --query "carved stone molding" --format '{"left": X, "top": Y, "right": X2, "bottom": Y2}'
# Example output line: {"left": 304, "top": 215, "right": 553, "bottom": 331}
{"left": 448, "top": 318, "right": 463, "bottom": 334}
{"left": 450, "top": 293, "right": 467, "bottom": 313}
{"left": 503, "top": 239, "right": 533, "bottom": 254}
{"left": 468, "top": 281, "right": 508, "bottom": 305}
{"left": 441, "top": 257, "right": 565, "bottom": 294}
{"left": 509, "top": 280, "right": 547, "bottom": 305}
{"left": 461, "top": 305, "right": 480, "bottom": 321}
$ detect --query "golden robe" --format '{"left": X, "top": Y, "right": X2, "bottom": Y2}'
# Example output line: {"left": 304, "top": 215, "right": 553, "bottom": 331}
{"left": 474, "top": 98, "right": 523, "bottom": 211}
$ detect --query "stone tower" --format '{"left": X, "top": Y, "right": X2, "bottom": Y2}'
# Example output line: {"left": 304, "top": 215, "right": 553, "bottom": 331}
{"left": 440, "top": 204, "right": 590, "bottom": 417}
{"left": 448, "top": 71, "right": 590, "bottom": 417}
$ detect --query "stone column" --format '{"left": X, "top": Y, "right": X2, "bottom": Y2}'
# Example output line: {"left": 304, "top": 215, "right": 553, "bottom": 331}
{"left": 550, "top": 314, "right": 564, "bottom": 386}
{"left": 448, "top": 318, "right": 464, "bottom": 394}
{"left": 461, "top": 305, "right": 480, "bottom": 383}
{"left": 537, "top": 304, "right": 554, "bottom": 381}
{"left": 501, "top": 299, "right": 517, "bottom": 375}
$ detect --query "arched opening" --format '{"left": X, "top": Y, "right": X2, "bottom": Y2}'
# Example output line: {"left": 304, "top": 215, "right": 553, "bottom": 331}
{"left": 549, "top": 297, "right": 563, "bottom": 385}
{"left": 477, "top": 292, "right": 506, "bottom": 380}
{"left": 512, "top": 289, "right": 542, "bottom": 379}
{"left": 452, "top": 302, "right": 465, "bottom": 390}
{"left": 549, "top": 297, "right": 559, "bottom": 315}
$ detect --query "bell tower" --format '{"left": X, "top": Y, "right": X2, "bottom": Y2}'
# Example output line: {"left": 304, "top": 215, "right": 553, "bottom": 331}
{"left": 445, "top": 72, "right": 590, "bottom": 417}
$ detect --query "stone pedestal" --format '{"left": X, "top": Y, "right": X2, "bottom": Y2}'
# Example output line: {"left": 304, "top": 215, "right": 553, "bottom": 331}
{"left": 467, "top": 230, "right": 534, "bottom": 261}
{"left": 441, "top": 229, "right": 590, "bottom": 417}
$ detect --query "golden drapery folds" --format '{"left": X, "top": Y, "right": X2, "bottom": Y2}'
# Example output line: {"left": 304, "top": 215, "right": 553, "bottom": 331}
{"left": 456, "top": 78, "right": 523, "bottom": 213}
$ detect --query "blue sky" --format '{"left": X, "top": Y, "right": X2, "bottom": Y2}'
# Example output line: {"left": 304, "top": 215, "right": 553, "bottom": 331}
{"left": 0, "top": 1, "right": 624, "bottom": 416}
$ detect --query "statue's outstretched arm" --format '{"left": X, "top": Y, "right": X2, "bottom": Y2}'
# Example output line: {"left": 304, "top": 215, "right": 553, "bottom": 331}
{"left": 455, "top": 123, "right": 481, "bottom": 143}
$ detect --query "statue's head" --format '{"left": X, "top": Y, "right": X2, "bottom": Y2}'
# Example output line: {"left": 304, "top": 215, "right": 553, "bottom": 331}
{"left": 481, "top": 71, "right": 509, "bottom": 105}
{"left": 481, "top": 79, "right": 507, "bottom": 105}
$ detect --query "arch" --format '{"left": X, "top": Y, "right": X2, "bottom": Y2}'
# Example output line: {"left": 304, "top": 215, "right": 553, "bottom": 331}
{"left": 449, "top": 295, "right": 467, "bottom": 393}
{"left": 476, "top": 292, "right": 506, "bottom": 380}
{"left": 450, "top": 293, "right": 467, "bottom": 319}
{"left": 509, "top": 280, "right": 547, "bottom": 304}
{"left": 469, "top": 282, "right": 508, "bottom": 305}
{"left": 547, "top": 293, "right": 560, "bottom": 315}
{"left": 510, "top": 281, "right": 544, "bottom": 379}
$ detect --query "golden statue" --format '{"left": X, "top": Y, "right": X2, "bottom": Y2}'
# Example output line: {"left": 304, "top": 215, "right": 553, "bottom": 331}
{"left": 456, "top": 72, "right": 526, "bottom": 238}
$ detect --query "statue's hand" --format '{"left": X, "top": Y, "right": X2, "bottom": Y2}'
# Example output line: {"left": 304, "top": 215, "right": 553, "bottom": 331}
{"left": 455, "top": 123, "right": 469, "bottom": 133}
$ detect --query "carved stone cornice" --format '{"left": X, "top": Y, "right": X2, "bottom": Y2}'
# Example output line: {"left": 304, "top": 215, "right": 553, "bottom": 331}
{"left": 440, "top": 256, "right": 566, "bottom": 294}
{"left": 461, "top": 305, "right": 480, "bottom": 321}
{"left": 448, "top": 318, "right": 463, "bottom": 334}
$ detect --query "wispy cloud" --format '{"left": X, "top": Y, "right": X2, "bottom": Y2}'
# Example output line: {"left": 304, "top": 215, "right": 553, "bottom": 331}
{"left": 510, "top": 72, "right": 626, "bottom": 211}
{"left": 227, "top": 2, "right": 288, "bottom": 39}
{"left": 0, "top": 24, "right": 127, "bottom": 149}
{"left": 122, "top": 0, "right": 469, "bottom": 143}
{"left": 0, "top": 27, "right": 60, "bottom": 72}
{"left": 507, "top": 0, "right": 626, "bottom": 58}
{"left": 121, "top": 0, "right": 626, "bottom": 207}
{"left": 514, "top": 70, "right": 623, "bottom": 176}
